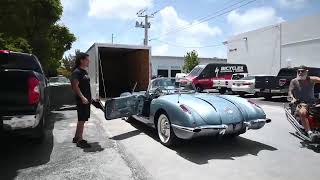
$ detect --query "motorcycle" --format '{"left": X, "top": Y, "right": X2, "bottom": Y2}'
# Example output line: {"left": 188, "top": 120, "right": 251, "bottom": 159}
{"left": 284, "top": 99, "right": 320, "bottom": 144}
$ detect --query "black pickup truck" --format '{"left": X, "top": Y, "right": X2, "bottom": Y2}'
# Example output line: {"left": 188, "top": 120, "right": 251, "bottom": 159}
{"left": 0, "top": 50, "right": 50, "bottom": 140}
{"left": 255, "top": 67, "right": 320, "bottom": 100}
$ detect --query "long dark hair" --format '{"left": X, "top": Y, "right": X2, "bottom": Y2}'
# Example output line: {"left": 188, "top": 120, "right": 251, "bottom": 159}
{"left": 72, "top": 52, "right": 89, "bottom": 71}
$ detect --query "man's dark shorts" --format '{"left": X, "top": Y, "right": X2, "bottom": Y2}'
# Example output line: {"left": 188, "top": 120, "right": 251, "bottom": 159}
{"left": 77, "top": 102, "right": 90, "bottom": 121}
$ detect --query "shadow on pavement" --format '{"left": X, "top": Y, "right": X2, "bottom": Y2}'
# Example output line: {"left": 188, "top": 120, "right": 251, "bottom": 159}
{"left": 0, "top": 111, "right": 66, "bottom": 180}
{"left": 111, "top": 129, "right": 142, "bottom": 141}
{"left": 173, "top": 136, "right": 278, "bottom": 164}
{"left": 290, "top": 132, "right": 320, "bottom": 153}
{"left": 300, "top": 141, "right": 320, "bottom": 153}
{"left": 261, "top": 97, "right": 288, "bottom": 103}
{"left": 82, "top": 142, "right": 105, "bottom": 153}
{"left": 110, "top": 119, "right": 159, "bottom": 142}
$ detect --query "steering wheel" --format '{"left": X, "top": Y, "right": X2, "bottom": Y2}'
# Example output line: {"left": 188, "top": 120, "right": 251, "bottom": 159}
{"left": 149, "top": 87, "right": 163, "bottom": 99}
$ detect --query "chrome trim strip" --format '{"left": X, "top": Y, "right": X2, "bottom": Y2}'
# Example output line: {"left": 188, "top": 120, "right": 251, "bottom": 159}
{"left": 171, "top": 124, "right": 228, "bottom": 132}
{"left": 244, "top": 118, "right": 271, "bottom": 130}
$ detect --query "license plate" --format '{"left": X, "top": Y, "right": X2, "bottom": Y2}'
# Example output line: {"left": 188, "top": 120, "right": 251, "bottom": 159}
{"left": 237, "top": 84, "right": 240, "bottom": 86}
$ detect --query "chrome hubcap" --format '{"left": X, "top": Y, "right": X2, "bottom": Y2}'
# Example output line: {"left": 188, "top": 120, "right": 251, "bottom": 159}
{"left": 158, "top": 114, "right": 170, "bottom": 143}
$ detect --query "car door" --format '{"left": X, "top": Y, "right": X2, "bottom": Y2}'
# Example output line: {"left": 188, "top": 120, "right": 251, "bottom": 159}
{"left": 197, "top": 69, "right": 213, "bottom": 89}
{"left": 105, "top": 95, "right": 138, "bottom": 120}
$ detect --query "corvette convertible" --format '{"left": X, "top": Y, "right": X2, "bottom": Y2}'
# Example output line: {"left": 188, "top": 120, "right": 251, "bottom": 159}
{"left": 105, "top": 78, "right": 271, "bottom": 147}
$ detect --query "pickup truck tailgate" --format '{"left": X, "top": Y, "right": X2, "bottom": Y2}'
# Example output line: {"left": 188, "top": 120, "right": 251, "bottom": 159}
{"left": 255, "top": 76, "right": 277, "bottom": 89}
{"left": 0, "top": 70, "right": 36, "bottom": 114}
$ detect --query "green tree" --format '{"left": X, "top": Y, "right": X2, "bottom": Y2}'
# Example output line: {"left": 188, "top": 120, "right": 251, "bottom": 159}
{"left": 61, "top": 54, "right": 75, "bottom": 72}
{"left": 0, "top": 0, "right": 76, "bottom": 76}
{"left": 183, "top": 50, "right": 200, "bottom": 73}
{"left": 0, "top": 34, "right": 32, "bottom": 53}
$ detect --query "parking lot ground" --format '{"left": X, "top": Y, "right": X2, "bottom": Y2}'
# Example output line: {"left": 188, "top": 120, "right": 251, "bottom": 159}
{"left": 0, "top": 107, "right": 139, "bottom": 180}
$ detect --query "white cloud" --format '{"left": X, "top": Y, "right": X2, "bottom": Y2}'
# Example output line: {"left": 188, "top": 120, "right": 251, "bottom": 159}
{"left": 227, "top": 7, "right": 284, "bottom": 34}
{"left": 153, "top": 45, "right": 169, "bottom": 56}
{"left": 279, "top": 0, "right": 308, "bottom": 9}
{"left": 61, "top": 0, "right": 78, "bottom": 11}
{"left": 88, "top": 0, "right": 153, "bottom": 19}
{"left": 151, "top": 6, "right": 222, "bottom": 56}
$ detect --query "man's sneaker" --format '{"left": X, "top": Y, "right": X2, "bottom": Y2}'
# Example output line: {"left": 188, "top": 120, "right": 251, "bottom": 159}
{"left": 77, "top": 140, "right": 91, "bottom": 148}
{"left": 73, "top": 137, "right": 87, "bottom": 144}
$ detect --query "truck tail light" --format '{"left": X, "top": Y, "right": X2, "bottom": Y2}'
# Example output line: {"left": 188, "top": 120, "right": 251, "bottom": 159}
{"left": 28, "top": 76, "right": 40, "bottom": 105}
{"left": 279, "top": 79, "right": 287, "bottom": 87}
{"left": 0, "top": 50, "right": 10, "bottom": 54}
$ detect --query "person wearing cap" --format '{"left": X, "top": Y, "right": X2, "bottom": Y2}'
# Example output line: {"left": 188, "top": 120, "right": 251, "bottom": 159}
{"left": 288, "top": 65, "right": 320, "bottom": 142}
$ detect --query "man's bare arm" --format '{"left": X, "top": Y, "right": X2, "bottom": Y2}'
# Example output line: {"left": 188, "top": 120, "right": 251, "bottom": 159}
{"left": 311, "top": 76, "right": 320, "bottom": 84}
{"left": 71, "top": 80, "right": 88, "bottom": 104}
{"left": 288, "top": 80, "right": 296, "bottom": 102}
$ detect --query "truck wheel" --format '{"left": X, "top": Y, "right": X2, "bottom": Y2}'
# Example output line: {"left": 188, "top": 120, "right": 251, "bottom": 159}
{"left": 219, "top": 89, "right": 226, "bottom": 94}
{"left": 195, "top": 85, "right": 203, "bottom": 92}
{"left": 264, "top": 94, "right": 273, "bottom": 100}
{"left": 157, "top": 113, "right": 179, "bottom": 147}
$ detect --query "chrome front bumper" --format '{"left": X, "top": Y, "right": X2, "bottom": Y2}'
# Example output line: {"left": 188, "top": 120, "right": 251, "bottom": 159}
{"left": 171, "top": 119, "right": 271, "bottom": 139}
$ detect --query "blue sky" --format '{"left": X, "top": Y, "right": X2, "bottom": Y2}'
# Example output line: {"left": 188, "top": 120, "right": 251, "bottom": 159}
{"left": 61, "top": 0, "right": 320, "bottom": 58}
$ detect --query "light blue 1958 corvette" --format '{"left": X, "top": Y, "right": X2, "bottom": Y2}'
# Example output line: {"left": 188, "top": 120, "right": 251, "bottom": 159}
{"left": 105, "top": 78, "right": 271, "bottom": 147}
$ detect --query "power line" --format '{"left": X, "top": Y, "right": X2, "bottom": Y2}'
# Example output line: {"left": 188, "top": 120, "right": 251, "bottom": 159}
{"left": 150, "top": 0, "right": 258, "bottom": 41}
{"left": 150, "top": 0, "right": 244, "bottom": 39}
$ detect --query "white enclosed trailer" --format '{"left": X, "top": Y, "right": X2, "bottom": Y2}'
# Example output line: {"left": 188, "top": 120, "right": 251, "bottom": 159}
{"left": 86, "top": 43, "right": 151, "bottom": 100}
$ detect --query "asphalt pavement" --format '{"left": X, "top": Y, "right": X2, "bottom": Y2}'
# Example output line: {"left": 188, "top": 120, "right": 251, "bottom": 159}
{"left": 0, "top": 107, "right": 137, "bottom": 180}
{"left": 1, "top": 96, "right": 320, "bottom": 180}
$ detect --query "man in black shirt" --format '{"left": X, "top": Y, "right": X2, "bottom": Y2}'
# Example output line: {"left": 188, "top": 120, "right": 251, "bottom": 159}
{"left": 71, "top": 52, "right": 92, "bottom": 148}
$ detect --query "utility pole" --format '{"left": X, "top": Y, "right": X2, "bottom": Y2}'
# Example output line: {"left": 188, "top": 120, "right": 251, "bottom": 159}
{"left": 111, "top": 33, "right": 114, "bottom": 44}
{"left": 135, "top": 9, "right": 158, "bottom": 46}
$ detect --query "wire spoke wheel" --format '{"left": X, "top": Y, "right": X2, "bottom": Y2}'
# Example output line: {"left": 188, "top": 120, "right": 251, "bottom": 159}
{"left": 157, "top": 114, "right": 171, "bottom": 143}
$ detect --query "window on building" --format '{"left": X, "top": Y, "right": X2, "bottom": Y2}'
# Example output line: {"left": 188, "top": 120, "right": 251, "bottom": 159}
{"left": 170, "top": 70, "right": 181, "bottom": 78}
{"left": 158, "top": 69, "right": 169, "bottom": 77}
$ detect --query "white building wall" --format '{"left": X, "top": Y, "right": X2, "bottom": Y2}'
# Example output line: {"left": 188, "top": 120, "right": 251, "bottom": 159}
{"left": 227, "top": 26, "right": 281, "bottom": 75}
{"left": 281, "top": 14, "right": 320, "bottom": 68}
{"left": 151, "top": 56, "right": 227, "bottom": 77}
{"left": 226, "top": 13, "right": 320, "bottom": 76}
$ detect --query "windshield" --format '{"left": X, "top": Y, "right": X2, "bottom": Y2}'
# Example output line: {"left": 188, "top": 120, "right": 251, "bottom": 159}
{"left": 0, "top": 53, "right": 42, "bottom": 73}
{"left": 188, "top": 67, "right": 203, "bottom": 77}
{"left": 278, "top": 69, "right": 297, "bottom": 77}
{"left": 240, "top": 76, "right": 255, "bottom": 80}
{"left": 150, "top": 78, "right": 195, "bottom": 92}
{"left": 49, "top": 77, "right": 70, "bottom": 83}
{"left": 232, "top": 74, "right": 245, "bottom": 80}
